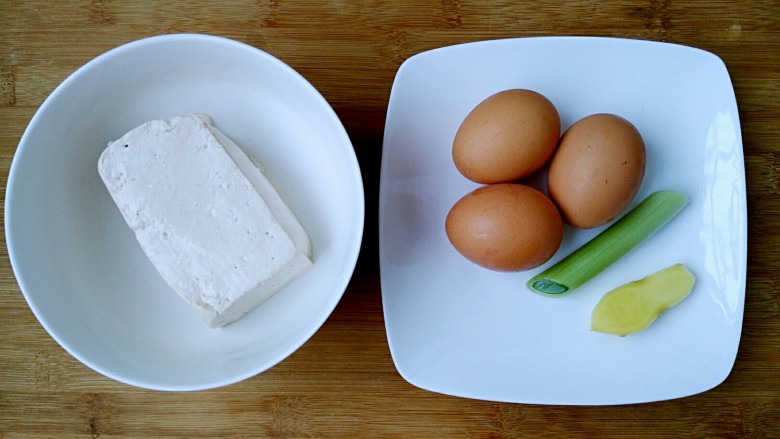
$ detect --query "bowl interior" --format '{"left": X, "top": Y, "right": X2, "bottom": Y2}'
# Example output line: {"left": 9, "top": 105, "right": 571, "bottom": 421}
{"left": 6, "top": 34, "right": 364, "bottom": 390}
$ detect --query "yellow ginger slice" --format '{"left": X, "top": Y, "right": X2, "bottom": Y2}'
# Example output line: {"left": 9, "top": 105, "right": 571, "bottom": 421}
{"left": 591, "top": 264, "right": 695, "bottom": 336}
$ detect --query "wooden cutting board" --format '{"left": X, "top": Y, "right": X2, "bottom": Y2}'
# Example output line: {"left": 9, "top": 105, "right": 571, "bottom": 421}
{"left": 2, "top": 1, "right": 779, "bottom": 437}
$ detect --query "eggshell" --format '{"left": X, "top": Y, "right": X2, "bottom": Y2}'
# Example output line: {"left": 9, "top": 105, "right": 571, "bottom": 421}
{"left": 445, "top": 183, "right": 563, "bottom": 271}
{"left": 547, "top": 113, "right": 646, "bottom": 229}
{"left": 452, "top": 89, "right": 561, "bottom": 184}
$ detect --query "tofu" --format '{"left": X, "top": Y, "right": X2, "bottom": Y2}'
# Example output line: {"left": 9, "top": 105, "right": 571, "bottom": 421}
{"left": 98, "top": 114, "right": 312, "bottom": 328}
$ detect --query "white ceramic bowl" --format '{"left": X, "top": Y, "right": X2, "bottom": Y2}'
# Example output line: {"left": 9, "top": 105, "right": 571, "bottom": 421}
{"left": 5, "top": 34, "right": 364, "bottom": 390}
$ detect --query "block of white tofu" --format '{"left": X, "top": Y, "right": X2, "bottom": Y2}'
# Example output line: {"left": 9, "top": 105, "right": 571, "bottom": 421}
{"left": 98, "top": 114, "right": 312, "bottom": 328}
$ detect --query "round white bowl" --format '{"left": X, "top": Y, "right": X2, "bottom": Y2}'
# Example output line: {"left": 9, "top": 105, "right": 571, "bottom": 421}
{"left": 5, "top": 34, "right": 364, "bottom": 390}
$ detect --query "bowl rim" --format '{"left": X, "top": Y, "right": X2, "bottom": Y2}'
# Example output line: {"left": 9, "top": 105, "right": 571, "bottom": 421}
{"left": 5, "top": 33, "right": 365, "bottom": 390}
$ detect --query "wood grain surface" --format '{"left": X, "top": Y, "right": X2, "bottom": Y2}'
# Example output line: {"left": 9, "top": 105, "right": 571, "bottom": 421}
{"left": 2, "top": 1, "right": 779, "bottom": 437}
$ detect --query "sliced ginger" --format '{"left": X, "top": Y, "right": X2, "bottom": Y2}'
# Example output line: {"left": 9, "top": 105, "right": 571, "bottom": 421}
{"left": 591, "top": 263, "right": 695, "bottom": 336}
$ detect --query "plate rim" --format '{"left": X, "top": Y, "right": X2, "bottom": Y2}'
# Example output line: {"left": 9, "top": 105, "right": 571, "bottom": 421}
{"left": 378, "top": 36, "right": 747, "bottom": 405}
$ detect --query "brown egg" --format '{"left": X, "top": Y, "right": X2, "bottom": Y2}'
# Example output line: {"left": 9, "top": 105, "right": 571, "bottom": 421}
{"left": 445, "top": 183, "right": 563, "bottom": 271}
{"left": 547, "top": 113, "right": 646, "bottom": 229}
{"left": 452, "top": 89, "right": 561, "bottom": 184}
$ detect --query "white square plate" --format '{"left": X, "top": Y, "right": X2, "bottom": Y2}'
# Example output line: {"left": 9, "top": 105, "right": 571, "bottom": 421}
{"left": 379, "top": 37, "right": 746, "bottom": 405}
